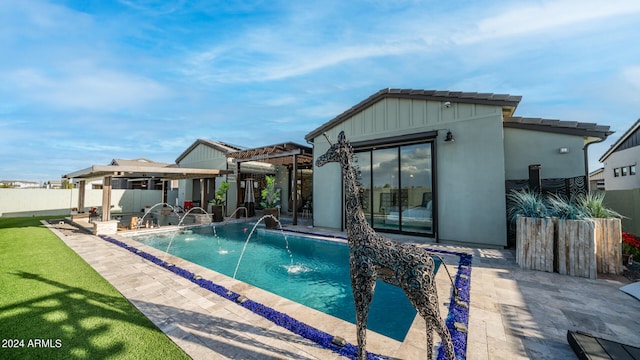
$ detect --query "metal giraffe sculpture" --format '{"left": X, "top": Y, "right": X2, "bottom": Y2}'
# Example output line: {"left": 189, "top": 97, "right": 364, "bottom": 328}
{"left": 316, "top": 131, "right": 456, "bottom": 360}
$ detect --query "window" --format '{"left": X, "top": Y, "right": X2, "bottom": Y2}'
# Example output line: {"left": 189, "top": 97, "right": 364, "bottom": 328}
{"left": 631, "top": 165, "right": 637, "bottom": 175}
{"left": 614, "top": 168, "right": 620, "bottom": 177}
{"left": 622, "top": 167, "right": 628, "bottom": 176}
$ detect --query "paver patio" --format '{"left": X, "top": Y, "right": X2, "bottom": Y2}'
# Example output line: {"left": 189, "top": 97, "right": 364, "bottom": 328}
{"left": 46, "top": 219, "right": 640, "bottom": 359}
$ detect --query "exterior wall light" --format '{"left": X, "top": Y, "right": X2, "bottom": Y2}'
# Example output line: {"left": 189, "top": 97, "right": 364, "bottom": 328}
{"left": 444, "top": 131, "right": 455, "bottom": 142}
{"left": 559, "top": 147, "right": 569, "bottom": 154}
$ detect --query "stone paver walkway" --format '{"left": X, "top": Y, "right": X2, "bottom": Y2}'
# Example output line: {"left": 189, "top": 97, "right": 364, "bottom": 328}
{"left": 46, "top": 220, "right": 640, "bottom": 359}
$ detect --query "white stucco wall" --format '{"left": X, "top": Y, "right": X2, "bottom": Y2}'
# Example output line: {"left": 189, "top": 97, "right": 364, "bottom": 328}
{"left": 0, "top": 189, "right": 163, "bottom": 217}
{"left": 601, "top": 146, "right": 640, "bottom": 190}
{"left": 312, "top": 98, "right": 508, "bottom": 247}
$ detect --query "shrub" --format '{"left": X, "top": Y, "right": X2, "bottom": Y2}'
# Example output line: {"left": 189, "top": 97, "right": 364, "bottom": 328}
{"left": 577, "top": 191, "right": 623, "bottom": 219}
{"left": 546, "top": 193, "right": 586, "bottom": 220}
{"left": 507, "top": 189, "right": 549, "bottom": 223}
{"left": 622, "top": 232, "right": 640, "bottom": 258}
{"left": 260, "top": 175, "right": 281, "bottom": 209}
{"left": 508, "top": 189, "right": 622, "bottom": 222}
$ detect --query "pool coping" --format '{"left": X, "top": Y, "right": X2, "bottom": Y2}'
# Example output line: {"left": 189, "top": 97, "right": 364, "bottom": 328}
{"left": 103, "top": 224, "right": 472, "bottom": 359}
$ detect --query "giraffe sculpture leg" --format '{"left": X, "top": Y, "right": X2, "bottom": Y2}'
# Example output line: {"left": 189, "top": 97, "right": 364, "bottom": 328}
{"left": 351, "top": 263, "right": 376, "bottom": 360}
{"left": 402, "top": 265, "right": 455, "bottom": 360}
{"left": 419, "top": 303, "right": 455, "bottom": 360}
{"left": 426, "top": 317, "right": 435, "bottom": 359}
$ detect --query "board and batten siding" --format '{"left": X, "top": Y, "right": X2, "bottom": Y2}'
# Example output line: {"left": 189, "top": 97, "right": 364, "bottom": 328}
{"left": 312, "top": 97, "right": 508, "bottom": 247}
{"left": 178, "top": 143, "right": 229, "bottom": 169}
{"left": 177, "top": 143, "right": 231, "bottom": 209}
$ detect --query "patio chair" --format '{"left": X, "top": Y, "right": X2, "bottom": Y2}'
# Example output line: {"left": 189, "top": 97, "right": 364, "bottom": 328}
{"left": 88, "top": 207, "right": 100, "bottom": 223}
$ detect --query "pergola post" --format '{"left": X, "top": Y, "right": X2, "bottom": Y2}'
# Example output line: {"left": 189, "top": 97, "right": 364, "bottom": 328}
{"left": 78, "top": 180, "right": 86, "bottom": 212}
{"left": 236, "top": 162, "right": 241, "bottom": 213}
{"left": 101, "top": 176, "right": 112, "bottom": 222}
{"left": 161, "top": 181, "right": 167, "bottom": 205}
{"left": 292, "top": 154, "right": 298, "bottom": 225}
{"left": 200, "top": 178, "right": 206, "bottom": 210}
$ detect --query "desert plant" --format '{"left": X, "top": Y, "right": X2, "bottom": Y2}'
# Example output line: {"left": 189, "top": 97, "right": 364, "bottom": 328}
{"left": 546, "top": 193, "right": 586, "bottom": 220}
{"left": 260, "top": 175, "right": 280, "bottom": 209}
{"left": 577, "top": 191, "right": 623, "bottom": 219}
{"left": 507, "top": 188, "right": 549, "bottom": 223}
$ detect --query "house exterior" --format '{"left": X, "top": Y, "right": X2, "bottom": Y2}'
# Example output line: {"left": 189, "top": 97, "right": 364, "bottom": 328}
{"left": 599, "top": 119, "right": 640, "bottom": 191}
{"left": 175, "top": 139, "right": 241, "bottom": 212}
{"left": 598, "top": 118, "right": 640, "bottom": 235}
{"left": 588, "top": 168, "right": 606, "bottom": 191}
{"left": 305, "top": 89, "right": 612, "bottom": 248}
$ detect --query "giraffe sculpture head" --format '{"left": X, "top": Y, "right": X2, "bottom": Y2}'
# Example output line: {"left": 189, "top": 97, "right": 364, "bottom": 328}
{"left": 315, "top": 131, "right": 349, "bottom": 168}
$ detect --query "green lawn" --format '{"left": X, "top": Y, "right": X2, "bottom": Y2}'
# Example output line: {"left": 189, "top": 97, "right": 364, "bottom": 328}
{"left": 0, "top": 217, "right": 190, "bottom": 360}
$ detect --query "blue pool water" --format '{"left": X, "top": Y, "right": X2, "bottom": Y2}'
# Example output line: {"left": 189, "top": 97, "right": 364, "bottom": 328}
{"left": 132, "top": 223, "right": 440, "bottom": 341}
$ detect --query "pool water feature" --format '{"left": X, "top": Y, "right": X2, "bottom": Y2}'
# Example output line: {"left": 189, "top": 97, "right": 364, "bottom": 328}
{"left": 132, "top": 223, "right": 441, "bottom": 341}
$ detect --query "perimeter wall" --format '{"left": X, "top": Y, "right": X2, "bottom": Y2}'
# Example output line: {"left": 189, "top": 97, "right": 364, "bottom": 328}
{"left": 604, "top": 189, "right": 640, "bottom": 236}
{"left": 0, "top": 189, "right": 166, "bottom": 217}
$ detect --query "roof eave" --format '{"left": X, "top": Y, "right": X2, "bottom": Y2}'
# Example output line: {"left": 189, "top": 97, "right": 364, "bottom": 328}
{"left": 503, "top": 122, "right": 613, "bottom": 140}
{"left": 598, "top": 118, "right": 640, "bottom": 162}
{"left": 304, "top": 88, "right": 522, "bottom": 142}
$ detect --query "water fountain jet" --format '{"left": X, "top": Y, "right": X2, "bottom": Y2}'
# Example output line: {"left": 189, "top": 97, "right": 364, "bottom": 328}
{"left": 232, "top": 214, "right": 296, "bottom": 279}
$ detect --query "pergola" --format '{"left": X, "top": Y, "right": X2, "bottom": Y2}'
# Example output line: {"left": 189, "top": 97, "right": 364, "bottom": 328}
{"left": 62, "top": 164, "right": 233, "bottom": 222}
{"left": 226, "top": 142, "right": 313, "bottom": 225}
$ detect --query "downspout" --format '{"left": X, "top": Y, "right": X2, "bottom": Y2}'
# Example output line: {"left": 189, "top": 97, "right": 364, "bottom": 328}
{"left": 583, "top": 134, "right": 609, "bottom": 193}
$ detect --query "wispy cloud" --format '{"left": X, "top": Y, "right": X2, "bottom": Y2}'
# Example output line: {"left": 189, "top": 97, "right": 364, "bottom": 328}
{"left": 7, "top": 67, "right": 172, "bottom": 111}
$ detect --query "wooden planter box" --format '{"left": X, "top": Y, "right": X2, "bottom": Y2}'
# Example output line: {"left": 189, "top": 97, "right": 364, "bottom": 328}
{"left": 516, "top": 216, "right": 555, "bottom": 272}
{"left": 210, "top": 204, "right": 224, "bottom": 222}
{"left": 556, "top": 219, "right": 597, "bottom": 279}
{"left": 517, "top": 216, "right": 622, "bottom": 279}
{"left": 592, "top": 218, "right": 623, "bottom": 275}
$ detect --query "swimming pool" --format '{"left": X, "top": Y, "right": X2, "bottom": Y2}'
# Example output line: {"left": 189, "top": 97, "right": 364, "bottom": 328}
{"left": 131, "top": 222, "right": 441, "bottom": 341}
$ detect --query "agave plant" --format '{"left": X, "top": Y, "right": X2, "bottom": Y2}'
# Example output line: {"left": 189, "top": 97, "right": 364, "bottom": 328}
{"left": 506, "top": 188, "right": 549, "bottom": 223}
{"left": 546, "top": 193, "right": 586, "bottom": 220}
{"left": 577, "top": 191, "right": 624, "bottom": 219}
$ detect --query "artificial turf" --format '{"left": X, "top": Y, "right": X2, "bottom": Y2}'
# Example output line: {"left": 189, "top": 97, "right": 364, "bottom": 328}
{"left": 0, "top": 217, "right": 190, "bottom": 360}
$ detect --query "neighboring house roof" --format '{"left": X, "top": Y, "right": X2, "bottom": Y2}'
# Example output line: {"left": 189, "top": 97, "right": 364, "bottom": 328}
{"left": 305, "top": 88, "right": 523, "bottom": 142}
{"left": 589, "top": 168, "right": 605, "bottom": 179}
{"left": 175, "top": 139, "right": 242, "bottom": 164}
{"left": 599, "top": 118, "right": 640, "bottom": 162}
{"left": 0, "top": 180, "right": 39, "bottom": 184}
{"left": 504, "top": 117, "right": 613, "bottom": 140}
{"left": 110, "top": 158, "right": 176, "bottom": 168}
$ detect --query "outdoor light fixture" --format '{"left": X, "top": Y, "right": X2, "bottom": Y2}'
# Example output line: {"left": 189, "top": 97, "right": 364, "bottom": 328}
{"left": 443, "top": 101, "right": 451, "bottom": 108}
{"left": 444, "top": 131, "right": 455, "bottom": 142}
{"left": 559, "top": 147, "right": 569, "bottom": 154}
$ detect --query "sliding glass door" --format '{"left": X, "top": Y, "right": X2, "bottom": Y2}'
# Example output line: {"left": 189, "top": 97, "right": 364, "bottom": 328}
{"left": 399, "top": 143, "right": 433, "bottom": 234}
{"left": 355, "top": 140, "right": 434, "bottom": 236}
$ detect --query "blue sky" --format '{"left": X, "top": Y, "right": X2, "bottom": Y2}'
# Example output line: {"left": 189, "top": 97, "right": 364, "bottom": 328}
{"left": 1, "top": 0, "right": 640, "bottom": 182}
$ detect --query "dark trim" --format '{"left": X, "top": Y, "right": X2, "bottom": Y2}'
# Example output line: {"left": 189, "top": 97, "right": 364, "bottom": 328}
{"left": 503, "top": 122, "right": 611, "bottom": 139}
{"left": 351, "top": 131, "right": 438, "bottom": 150}
{"left": 432, "top": 138, "right": 439, "bottom": 242}
{"left": 353, "top": 137, "right": 437, "bottom": 238}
